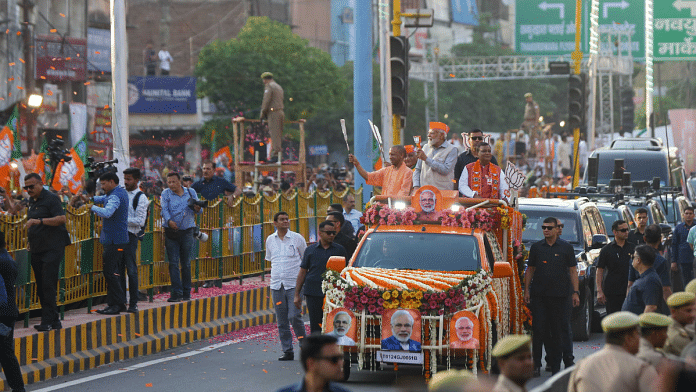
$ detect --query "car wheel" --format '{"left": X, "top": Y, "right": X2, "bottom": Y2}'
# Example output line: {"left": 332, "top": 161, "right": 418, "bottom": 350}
{"left": 572, "top": 292, "right": 591, "bottom": 342}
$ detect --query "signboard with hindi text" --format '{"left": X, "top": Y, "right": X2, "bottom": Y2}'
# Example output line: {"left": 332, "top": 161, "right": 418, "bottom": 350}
{"left": 515, "top": 0, "right": 645, "bottom": 59}
{"left": 654, "top": 2, "right": 696, "bottom": 60}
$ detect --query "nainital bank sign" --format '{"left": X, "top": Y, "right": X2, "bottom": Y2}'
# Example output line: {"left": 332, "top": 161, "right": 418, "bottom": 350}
{"left": 128, "top": 76, "right": 197, "bottom": 114}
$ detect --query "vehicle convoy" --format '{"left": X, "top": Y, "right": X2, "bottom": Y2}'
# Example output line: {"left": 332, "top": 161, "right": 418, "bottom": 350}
{"left": 320, "top": 186, "right": 526, "bottom": 379}
{"left": 518, "top": 197, "right": 608, "bottom": 341}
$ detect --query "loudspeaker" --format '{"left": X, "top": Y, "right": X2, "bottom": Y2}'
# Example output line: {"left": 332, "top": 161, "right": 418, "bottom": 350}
{"left": 254, "top": 141, "right": 267, "bottom": 162}
{"left": 587, "top": 157, "right": 598, "bottom": 187}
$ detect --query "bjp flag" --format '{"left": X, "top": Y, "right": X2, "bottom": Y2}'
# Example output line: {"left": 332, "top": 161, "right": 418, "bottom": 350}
{"left": 51, "top": 148, "right": 85, "bottom": 194}
{"left": 0, "top": 125, "right": 14, "bottom": 189}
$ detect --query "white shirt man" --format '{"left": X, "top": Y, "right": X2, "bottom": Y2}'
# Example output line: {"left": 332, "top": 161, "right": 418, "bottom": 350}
{"left": 342, "top": 194, "right": 362, "bottom": 236}
{"left": 123, "top": 168, "right": 149, "bottom": 312}
{"left": 266, "top": 212, "right": 307, "bottom": 360}
{"left": 158, "top": 48, "right": 173, "bottom": 74}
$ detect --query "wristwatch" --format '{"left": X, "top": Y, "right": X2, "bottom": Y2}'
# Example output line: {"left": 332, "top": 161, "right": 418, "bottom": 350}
{"left": 40, "top": 218, "right": 44, "bottom": 225}
{"left": 573, "top": 290, "right": 579, "bottom": 295}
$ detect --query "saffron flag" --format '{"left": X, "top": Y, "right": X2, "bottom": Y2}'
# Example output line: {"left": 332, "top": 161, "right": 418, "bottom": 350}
{"left": 36, "top": 138, "right": 49, "bottom": 183}
{"left": 51, "top": 147, "right": 85, "bottom": 193}
{"left": 213, "top": 146, "right": 232, "bottom": 167}
{"left": 0, "top": 106, "right": 19, "bottom": 189}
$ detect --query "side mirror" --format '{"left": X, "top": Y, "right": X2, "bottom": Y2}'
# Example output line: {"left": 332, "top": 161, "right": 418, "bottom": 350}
{"left": 591, "top": 234, "right": 608, "bottom": 249}
{"left": 492, "top": 262, "right": 514, "bottom": 279}
{"left": 326, "top": 256, "right": 347, "bottom": 273}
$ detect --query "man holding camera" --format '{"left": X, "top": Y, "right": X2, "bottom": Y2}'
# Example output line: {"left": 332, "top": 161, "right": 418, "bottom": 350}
{"left": 161, "top": 172, "right": 203, "bottom": 302}
{"left": 89, "top": 172, "right": 129, "bottom": 315}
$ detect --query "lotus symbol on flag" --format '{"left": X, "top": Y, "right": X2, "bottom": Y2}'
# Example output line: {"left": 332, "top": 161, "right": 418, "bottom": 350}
{"left": 505, "top": 161, "right": 525, "bottom": 190}
{"left": 462, "top": 133, "right": 492, "bottom": 149}
{"left": 59, "top": 158, "right": 80, "bottom": 190}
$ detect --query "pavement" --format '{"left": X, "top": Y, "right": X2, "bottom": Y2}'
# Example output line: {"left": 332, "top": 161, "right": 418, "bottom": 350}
{"left": 5, "top": 275, "right": 275, "bottom": 390}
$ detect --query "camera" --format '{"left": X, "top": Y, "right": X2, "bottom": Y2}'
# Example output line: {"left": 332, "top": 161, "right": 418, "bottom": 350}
{"left": 187, "top": 199, "right": 208, "bottom": 211}
{"left": 86, "top": 157, "right": 119, "bottom": 179}
{"left": 192, "top": 227, "right": 208, "bottom": 242}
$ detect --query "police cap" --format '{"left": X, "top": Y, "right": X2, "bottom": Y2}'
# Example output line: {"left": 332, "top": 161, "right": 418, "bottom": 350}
{"left": 601, "top": 311, "right": 640, "bottom": 333}
{"left": 491, "top": 334, "right": 531, "bottom": 358}
{"left": 667, "top": 292, "right": 696, "bottom": 309}
{"left": 639, "top": 312, "right": 672, "bottom": 328}
{"left": 428, "top": 369, "right": 476, "bottom": 392}
{"left": 685, "top": 279, "right": 696, "bottom": 295}
{"left": 260, "top": 72, "right": 273, "bottom": 79}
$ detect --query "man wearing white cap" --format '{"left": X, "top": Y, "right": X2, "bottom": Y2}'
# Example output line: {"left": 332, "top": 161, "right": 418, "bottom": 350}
{"left": 413, "top": 122, "right": 458, "bottom": 192}
{"left": 568, "top": 311, "right": 658, "bottom": 392}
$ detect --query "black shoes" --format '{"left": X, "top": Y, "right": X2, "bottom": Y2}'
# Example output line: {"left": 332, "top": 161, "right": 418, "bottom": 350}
{"left": 167, "top": 296, "right": 181, "bottom": 303}
{"left": 182, "top": 296, "right": 191, "bottom": 301}
{"left": 34, "top": 322, "right": 61, "bottom": 332}
{"left": 278, "top": 352, "right": 294, "bottom": 361}
{"left": 127, "top": 305, "right": 138, "bottom": 313}
{"left": 96, "top": 305, "right": 122, "bottom": 315}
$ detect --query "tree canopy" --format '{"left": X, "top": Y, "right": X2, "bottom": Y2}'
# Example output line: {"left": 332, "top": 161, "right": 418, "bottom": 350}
{"left": 195, "top": 17, "right": 348, "bottom": 121}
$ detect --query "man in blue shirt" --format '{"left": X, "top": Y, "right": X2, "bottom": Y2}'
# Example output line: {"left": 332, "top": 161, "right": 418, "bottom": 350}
{"left": 91, "top": 172, "right": 129, "bottom": 315}
{"left": 622, "top": 245, "right": 662, "bottom": 315}
{"left": 161, "top": 172, "right": 202, "bottom": 302}
{"left": 671, "top": 206, "right": 695, "bottom": 286}
{"left": 191, "top": 161, "right": 240, "bottom": 203}
{"left": 627, "top": 224, "right": 672, "bottom": 314}
{"left": 294, "top": 221, "right": 346, "bottom": 333}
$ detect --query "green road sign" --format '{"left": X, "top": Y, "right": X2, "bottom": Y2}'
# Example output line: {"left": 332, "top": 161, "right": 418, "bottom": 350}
{"left": 516, "top": 0, "right": 579, "bottom": 56}
{"left": 654, "top": 1, "right": 696, "bottom": 61}
{"left": 516, "top": 0, "right": 645, "bottom": 59}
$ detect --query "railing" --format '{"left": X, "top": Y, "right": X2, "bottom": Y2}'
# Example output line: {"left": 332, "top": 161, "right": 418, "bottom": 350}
{"left": 0, "top": 187, "right": 363, "bottom": 324}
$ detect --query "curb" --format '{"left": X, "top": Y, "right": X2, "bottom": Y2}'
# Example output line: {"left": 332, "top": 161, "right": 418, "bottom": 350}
{"left": 2, "top": 287, "right": 274, "bottom": 389}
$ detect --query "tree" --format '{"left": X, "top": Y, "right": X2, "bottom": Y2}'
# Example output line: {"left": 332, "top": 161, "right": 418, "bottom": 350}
{"left": 196, "top": 17, "right": 348, "bottom": 122}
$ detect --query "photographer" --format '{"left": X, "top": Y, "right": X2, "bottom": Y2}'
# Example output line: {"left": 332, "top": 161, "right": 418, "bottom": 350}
{"left": 84, "top": 172, "right": 129, "bottom": 315}
{"left": 161, "top": 172, "right": 203, "bottom": 302}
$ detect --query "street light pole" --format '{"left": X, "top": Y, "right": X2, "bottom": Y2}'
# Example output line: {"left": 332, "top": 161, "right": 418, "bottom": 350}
{"left": 22, "top": 0, "right": 35, "bottom": 153}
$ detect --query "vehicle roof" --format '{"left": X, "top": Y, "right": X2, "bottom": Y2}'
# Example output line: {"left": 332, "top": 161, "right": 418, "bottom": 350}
{"left": 590, "top": 148, "right": 668, "bottom": 157}
{"left": 609, "top": 137, "right": 663, "bottom": 149}
{"left": 518, "top": 197, "right": 592, "bottom": 210}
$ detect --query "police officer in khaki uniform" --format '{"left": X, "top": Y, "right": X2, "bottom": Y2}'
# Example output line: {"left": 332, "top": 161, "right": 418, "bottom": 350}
{"left": 686, "top": 279, "right": 696, "bottom": 295}
{"left": 663, "top": 292, "right": 696, "bottom": 356}
{"left": 637, "top": 312, "right": 673, "bottom": 368}
{"left": 522, "top": 93, "right": 539, "bottom": 134}
{"left": 568, "top": 311, "right": 658, "bottom": 392}
{"left": 491, "top": 335, "right": 534, "bottom": 392}
{"left": 427, "top": 369, "right": 480, "bottom": 392}
{"left": 260, "top": 72, "right": 285, "bottom": 162}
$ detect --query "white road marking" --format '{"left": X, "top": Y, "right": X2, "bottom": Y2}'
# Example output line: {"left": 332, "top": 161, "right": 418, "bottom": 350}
{"left": 31, "top": 332, "right": 267, "bottom": 392}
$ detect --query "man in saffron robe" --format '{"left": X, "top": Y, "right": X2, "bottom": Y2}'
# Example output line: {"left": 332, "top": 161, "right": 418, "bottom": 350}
{"left": 458, "top": 143, "right": 509, "bottom": 200}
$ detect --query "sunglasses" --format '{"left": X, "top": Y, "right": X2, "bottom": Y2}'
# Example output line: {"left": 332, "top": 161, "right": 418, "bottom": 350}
{"left": 23, "top": 184, "right": 35, "bottom": 190}
{"left": 316, "top": 355, "right": 344, "bottom": 364}
{"left": 541, "top": 225, "right": 556, "bottom": 230}
{"left": 321, "top": 231, "right": 337, "bottom": 236}
{"left": 470, "top": 136, "right": 483, "bottom": 141}
{"left": 617, "top": 228, "right": 629, "bottom": 232}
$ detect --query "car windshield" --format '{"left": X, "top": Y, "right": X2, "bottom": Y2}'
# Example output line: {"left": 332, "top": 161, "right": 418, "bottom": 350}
{"left": 595, "top": 154, "right": 669, "bottom": 186}
{"left": 598, "top": 208, "right": 621, "bottom": 239}
{"left": 519, "top": 210, "right": 580, "bottom": 245}
{"left": 352, "top": 232, "right": 480, "bottom": 271}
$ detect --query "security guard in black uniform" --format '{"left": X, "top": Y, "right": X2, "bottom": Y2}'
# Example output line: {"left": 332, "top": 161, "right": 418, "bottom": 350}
{"left": 524, "top": 217, "right": 580, "bottom": 376}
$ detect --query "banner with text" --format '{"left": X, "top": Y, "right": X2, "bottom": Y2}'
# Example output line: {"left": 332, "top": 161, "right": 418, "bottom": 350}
{"left": 128, "top": 77, "right": 197, "bottom": 114}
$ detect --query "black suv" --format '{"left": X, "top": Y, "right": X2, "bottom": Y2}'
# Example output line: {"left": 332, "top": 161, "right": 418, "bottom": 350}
{"left": 518, "top": 197, "right": 608, "bottom": 341}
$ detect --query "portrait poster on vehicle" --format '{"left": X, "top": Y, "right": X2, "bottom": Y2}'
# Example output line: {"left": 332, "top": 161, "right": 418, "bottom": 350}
{"left": 325, "top": 308, "right": 357, "bottom": 346}
{"left": 380, "top": 309, "right": 422, "bottom": 352}
{"left": 449, "top": 310, "right": 480, "bottom": 349}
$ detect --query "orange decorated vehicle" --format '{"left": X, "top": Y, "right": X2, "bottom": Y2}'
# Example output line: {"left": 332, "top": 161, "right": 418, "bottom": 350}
{"left": 321, "top": 186, "right": 527, "bottom": 380}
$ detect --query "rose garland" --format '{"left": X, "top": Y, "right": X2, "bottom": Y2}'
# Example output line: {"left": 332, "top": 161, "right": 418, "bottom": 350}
{"left": 361, "top": 202, "right": 510, "bottom": 230}
{"left": 323, "top": 268, "right": 493, "bottom": 316}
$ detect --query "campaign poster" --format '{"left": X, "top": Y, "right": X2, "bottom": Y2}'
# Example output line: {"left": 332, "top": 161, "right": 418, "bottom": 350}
{"left": 380, "top": 309, "right": 422, "bottom": 352}
{"left": 449, "top": 310, "right": 480, "bottom": 349}
{"left": 325, "top": 308, "right": 357, "bottom": 346}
